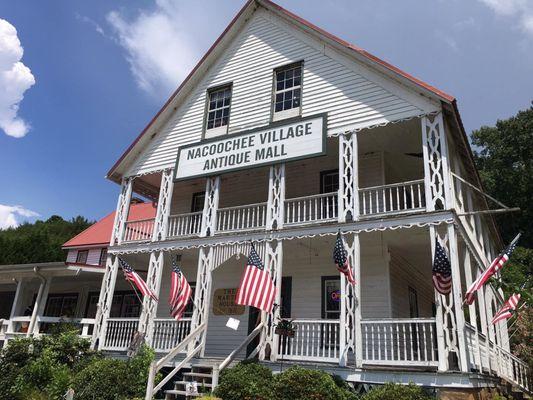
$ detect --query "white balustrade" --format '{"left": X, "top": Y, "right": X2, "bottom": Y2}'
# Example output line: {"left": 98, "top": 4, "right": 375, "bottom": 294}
{"left": 123, "top": 218, "right": 155, "bottom": 242}
{"left": 35, "top": 316, "right": 95, "bottom": 338}
{"left": 361, "top": 318, "right": 438, "bottom": 366}
{"left": 216, "top": 202, "right": 267, "bottom": 233}
{"left": 102, "top": 318, "right": 139, "bottom": 351}
{"left": 284, "top": 192, "right": 338, "bottom": 225}
{"left": 167, "top": 212, "right": 202, "bottom": 238}
{"left": 359, "top": 179, "right": 425, "bottom": 217}
{"left": 152, "top": 318, "right": 192, "bottom": 352}
{"left": 277, "top": 319, "right": 340, "bottom": 362}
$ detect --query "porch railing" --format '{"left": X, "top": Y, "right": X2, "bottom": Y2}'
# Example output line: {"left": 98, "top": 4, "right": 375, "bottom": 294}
{"left": 152, "top": 318, "right": 192, "bottom": 352}
{"left": 359, "top": 179, "right": 425, "bottom": 217}
{"left": 35, "top": 316, "right": 95, "bottom": 338}
{"left": 102, "top": 318, "right": 139, "bottom": 351}
{"left": 123, "top": 218, "right": 155, "bottom": 243}
{"left": 284, "top": 192, "right": 338, "bottom": 225}
{"left": 277, "top": 319, "right": 340, "bottom": 362}
{"left": 167, "top": 212, "right": 202, "bottom": 238}
{"left": 216, "top": 202, "right": 267, "bottom": 233}
{"left": 361, "top": 318, "right": 438, "bottom": 367}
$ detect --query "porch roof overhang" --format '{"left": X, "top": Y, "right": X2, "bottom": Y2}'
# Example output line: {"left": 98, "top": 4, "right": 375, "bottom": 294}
{"left": 0, "top": 262, "right": 101, "bottom": 283}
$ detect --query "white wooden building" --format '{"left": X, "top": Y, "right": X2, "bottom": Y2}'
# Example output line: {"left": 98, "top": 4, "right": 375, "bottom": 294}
{"left": 1, "top": 0, "right": 529, "bottom": 398}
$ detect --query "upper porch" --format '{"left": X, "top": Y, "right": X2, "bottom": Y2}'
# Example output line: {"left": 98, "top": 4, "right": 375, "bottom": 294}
{"left": 116, "top": 117, "right": 432, "bottom": 246}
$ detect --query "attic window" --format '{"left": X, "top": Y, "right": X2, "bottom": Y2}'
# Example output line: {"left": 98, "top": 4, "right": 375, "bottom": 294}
{"left": 76, "top": 250, "right": 88, "bottom": 264}
{"left": 273, "top": 62, "right": 302, "bottom": 121}
{"left": 205, "top": 84, "right": 232, "bottom": 138}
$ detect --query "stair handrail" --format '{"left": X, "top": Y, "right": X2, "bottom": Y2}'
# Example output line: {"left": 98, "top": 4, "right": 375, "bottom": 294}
{"left": 145, "top": 322, "right": 206, "bottom": 400}
{"left": 212, "top": 321, "right": 265, "bottom": 388}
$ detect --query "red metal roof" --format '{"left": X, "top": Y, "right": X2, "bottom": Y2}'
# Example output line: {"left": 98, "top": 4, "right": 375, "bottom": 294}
{"left": 107, "top": 0, "right": 455, "bottom": 181}
{"left": 62, "top": 202, "right": 157, "bottom": 248}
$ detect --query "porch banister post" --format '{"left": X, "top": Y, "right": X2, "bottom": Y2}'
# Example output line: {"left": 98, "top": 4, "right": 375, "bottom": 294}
{"left": 152, "top": 169, "right": 175, "bottom": 242}
{"left": 92, "top": 254, "right": 119, "bottom": 350}
{"left": 463, "top": 246, "right": 481, "bottom": 371}
{"left": 338, "top": 133, "right": 357, "bottom": 222}
{"left": 200, "top": 177, "right": 220, "bottom": 237}
{"left": 339, "top": 271, "right": 347, "bottom": 366}
{"left": 139, "top": 251, "right": 165, "bottom": 345}
{"left": 339, "top": 233, "right": 357, "bottom": 367}
{"left": 266, "top": 164, "right": 285, "bottom": 230}
{"left": 353, "top": 133, "right": 359, "bottom": 221}
{"left": 429, "top": 226, "right": 448, "bottom": 371}
{"left": 29, "top": 276, "right": 52, "bottom": 336}
{"left": 7, "top": 279, "right": 24, "bottom": 333}
{"left": 439, "top": 115, "right": 453, "bottom": 210}
{"left": 353, "top": 233, "right": 363, "bottom": 368}
{"left": 447, "top": 224, "right": 469, "bottom": 372}
{"left": 113, "top": 177, "right": 133, "bottom": 245}
{"left": 189, "top": 247, "right": 213, "bottom": 355}
{"left": 476, "top": 273, "right": 490, "bottom": 370}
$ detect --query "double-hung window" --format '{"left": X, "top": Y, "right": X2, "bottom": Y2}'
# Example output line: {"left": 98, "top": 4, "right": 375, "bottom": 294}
{"left": 205, "top": 84, "right": 232, "bottom": 138}
{"left": 273, "top": 62, "right": 302, "bottom": 121}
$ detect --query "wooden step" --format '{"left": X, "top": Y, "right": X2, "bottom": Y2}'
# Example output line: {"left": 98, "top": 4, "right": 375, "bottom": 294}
{"left": 174, "top": 380, "right": 213, "bottom": 388}
{"left": 182, "top": 371, "right": 212, "bottom": 378}
{"left": 164, "top": 389, "right": 202, "bottom": 397}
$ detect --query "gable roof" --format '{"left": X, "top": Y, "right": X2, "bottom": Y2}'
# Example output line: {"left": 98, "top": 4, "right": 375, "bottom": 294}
{"left": 62, "top": 202, "right": 157, "bottom": 248}
{"left": 106, "top": 0, "right": 456, "bottom": 183}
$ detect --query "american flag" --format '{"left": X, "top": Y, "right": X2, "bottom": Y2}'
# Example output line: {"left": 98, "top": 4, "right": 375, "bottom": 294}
{"left": 432, "top": 239, "right": 452, "bottom": 295}
{"left": 333, "top": 232, "right": 355, "bottom": 285}
{"left": 465, "top": 233, "right": 520, "bottom": 305}
{"left": 492, "top": 293, "right": 521, "bottom": 324}
{"left": 169, "top": 257, "right": 192, "bottom": 321}
{"left": 236, "top": 244, "right": 277, "bottom": 313}
{"left": 119, "top": 258, "right": 158, "bottom": 301}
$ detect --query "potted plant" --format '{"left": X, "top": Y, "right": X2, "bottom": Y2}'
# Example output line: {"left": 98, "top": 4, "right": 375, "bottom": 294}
{"left": 274, "top": 318, "right": 296, "bottom": 337}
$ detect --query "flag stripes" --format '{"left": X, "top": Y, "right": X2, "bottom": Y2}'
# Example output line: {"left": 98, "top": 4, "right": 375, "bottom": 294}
{"left": 491, "top": 293, "right": 521, "bottom": 324}
{"left": 119, "top": 258, "right": 158, "bottom": 301}
{"left": 169, "top": 258, "right": 192, "bottom": 321}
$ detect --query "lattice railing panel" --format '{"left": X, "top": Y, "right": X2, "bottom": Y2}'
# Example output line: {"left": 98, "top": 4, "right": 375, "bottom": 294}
{"left": 92, "top": 255, "right": 119, "bottom": 349}
{"left": 339, "top": 133, "right": 358, "bottom": 222}
{"left": 138, "top": 251, "right": 164, "bottom": 344}
{"left": 112, "top": 178, "right": 133, "bottom": 245}
{"left": 152, "top": 169, "right": 174, "bottom": 242}
{"left": 340, "top": 233, "right": 358, "bottom": 365}
{"left": 266, "top": 164, "right": 285, "bottom": 230}
{"left": 201, "top": 177, "right": 220, "bottom": 237}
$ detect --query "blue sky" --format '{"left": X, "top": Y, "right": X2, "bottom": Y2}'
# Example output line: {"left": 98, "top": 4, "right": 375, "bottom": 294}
{"left": 0, "top": 0, "right": 532, "bottom": 228}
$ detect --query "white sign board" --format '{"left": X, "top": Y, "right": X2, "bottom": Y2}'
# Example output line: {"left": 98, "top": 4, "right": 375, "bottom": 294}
{"left": 174, "top": 114, "right": 326, "bottom": 181}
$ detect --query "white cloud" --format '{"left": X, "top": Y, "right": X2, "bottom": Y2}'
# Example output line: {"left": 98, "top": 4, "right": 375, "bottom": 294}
{"left": 0, "top": 204, "right": 39, "bottom": 229}
{"left": 478, "top": 0, "right": 533, "bottom": 37}
{"left": 107, "top": 0, "right": 201, "bottom": 97}
{"left": 0, "top": 19, "right": 35, "bottom": 138}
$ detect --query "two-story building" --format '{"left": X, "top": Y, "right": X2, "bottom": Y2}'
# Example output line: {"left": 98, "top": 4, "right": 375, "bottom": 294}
{"left": 1, "top": 0, "right": 529, "bottom": 398}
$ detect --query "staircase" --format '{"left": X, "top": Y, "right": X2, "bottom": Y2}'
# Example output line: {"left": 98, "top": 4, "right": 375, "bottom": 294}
{"left": 164, "top": 363, "right": 215, "bottom": 399}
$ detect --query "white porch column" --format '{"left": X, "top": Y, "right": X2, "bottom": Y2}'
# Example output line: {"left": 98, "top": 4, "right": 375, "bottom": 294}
{"left": 339, "top": 233, "right": 358, "bottom": 367}
{"left": 111, "top": 177, "right": 134, "bottom": 245}
{"left": 138, "top": 251, "right": 165, "bottom": 344}
{"left": 260, "top": 240, "right": 283, "bottom": 361}
{"left": 189, "top": 247, "right": 214, "bottom": 355}
{"left": 463, "top": 246, "right": 482, "bottom": 371}
{"left": 152, "top": 169, "right": 174, "bottom": 242}
{"left": 266, "top": 164, "right": 285, "bottom": 230}
{"left": 338, "top": 133, "right": 359, "bottom": 222}
{"left": 421, "top": 112, "right": 452, "bottom": 211}
{"left": 92, "top": 254, "right": 119, "bottom": 349}
{"left": 430, "top": 224, "right": 467, "bottom": 372}
{"left": 7, "top": 279, "right": 25, "bottom": 333}
{"left": 29, "top": 276, "right": 52, "bottom": 336}
{"left": 200, "top": 177, "right": 220, "bottom": 237}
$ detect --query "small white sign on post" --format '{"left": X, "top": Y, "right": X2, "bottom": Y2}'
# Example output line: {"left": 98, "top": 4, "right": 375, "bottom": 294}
{"left": 226, "top": 317, "right": 240, "bottom": 331}
{"left": 174, "top": 114, "right": 326, "bottom": 181}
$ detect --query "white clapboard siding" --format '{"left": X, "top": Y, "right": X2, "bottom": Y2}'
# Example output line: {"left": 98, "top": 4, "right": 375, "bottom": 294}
{"left": 389, "top": 249, "right": 434, "bottom": 318}
{"left": 66, "top": 250, "right": 77, "bottom": 263}
{"left": 126, "top": 8, "right": 437, "bottom": 177}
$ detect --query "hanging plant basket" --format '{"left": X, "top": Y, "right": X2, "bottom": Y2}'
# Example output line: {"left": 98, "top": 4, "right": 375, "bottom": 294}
{"left": 274, "top": 318, "right": 296, "bottom": 337}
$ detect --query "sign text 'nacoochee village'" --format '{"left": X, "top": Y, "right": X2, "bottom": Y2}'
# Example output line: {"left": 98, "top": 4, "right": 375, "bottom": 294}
{"left": 174, "top": 114, "right": 325, "bottom": 180}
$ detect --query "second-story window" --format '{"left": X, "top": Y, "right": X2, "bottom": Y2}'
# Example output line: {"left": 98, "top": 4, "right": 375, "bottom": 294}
{"left": 76, "top": 250, "right": 88, "bottom": 264}
{"left": 273, "top": 62, "right": 302, "bottom": 121}
{"left": 205, "top": 84, "right": 232, "bottom": 138}
{"left": 191, "top": 192, "right": 205, "bottom": 213}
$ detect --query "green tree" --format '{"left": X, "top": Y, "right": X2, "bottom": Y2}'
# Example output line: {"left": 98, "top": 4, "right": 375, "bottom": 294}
{"left": 0, "top": 215, "right": 92, "bottom": 264}
{"left": 471, "top": 104, "right": 532, "bottom": 366}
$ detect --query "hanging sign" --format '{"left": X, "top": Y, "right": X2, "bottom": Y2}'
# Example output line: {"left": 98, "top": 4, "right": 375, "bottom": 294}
{"left": 213, "top": 288, "right": 245, "bottom": 315}
{"left": 174, "top": 114, "right": 327, "bottom": 181}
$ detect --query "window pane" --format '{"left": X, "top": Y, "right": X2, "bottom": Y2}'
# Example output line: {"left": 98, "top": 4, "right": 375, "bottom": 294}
{"left": 274, "top": 64, "right": 302, "bottom": 113}
{"left": 207, "top": 86, "right": 232, "bottom": 130}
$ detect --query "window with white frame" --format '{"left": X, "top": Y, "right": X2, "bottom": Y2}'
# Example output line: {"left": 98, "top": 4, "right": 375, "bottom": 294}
{"left": 273, "top": 62, "right": 302, "bottom": 120}
{"left": 205, "top": 84, "right": 232, "bottom": 138}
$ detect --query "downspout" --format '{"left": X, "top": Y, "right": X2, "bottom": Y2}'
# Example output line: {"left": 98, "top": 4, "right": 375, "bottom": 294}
{"left": 27, "top": 267, "right": 46, "bottom": 337}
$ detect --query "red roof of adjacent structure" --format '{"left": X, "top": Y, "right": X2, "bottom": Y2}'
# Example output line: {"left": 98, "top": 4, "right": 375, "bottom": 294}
{"left": 62, "top": 202, "right": 157, "bottom": 248}
{"left": 106, "top": 0, "right": 455, "bottom": 181}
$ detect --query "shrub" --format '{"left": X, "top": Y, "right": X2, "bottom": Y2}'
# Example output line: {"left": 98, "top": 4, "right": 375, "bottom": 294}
{"left": 72, "top": 345, "right": 155, "bottom": 400}
{"left": 361, "top": 383, "right": 435, "bottom": 400}
{"left": 213, "top": 361, "right": 275, "bottom": 400}
{"left": 273, "top": 366, "right": 358, "bottom": 400}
